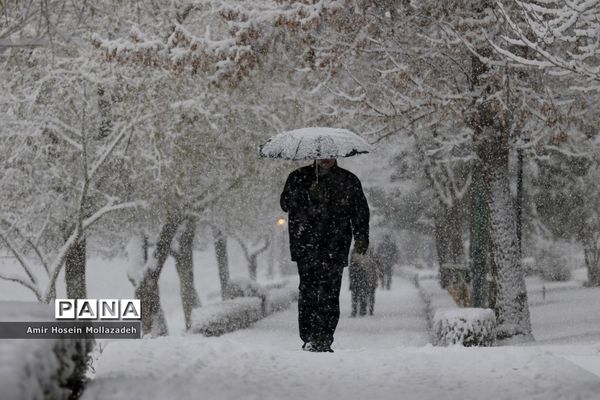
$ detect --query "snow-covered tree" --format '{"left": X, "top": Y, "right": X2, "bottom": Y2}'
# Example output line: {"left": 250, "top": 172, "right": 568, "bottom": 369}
{"left": 495, "top": 0, "right": 600, "bottom": 87}
{"left": 0, "top": 2, "right": 146, "bottom": 302}
{"left": 494, "top": 0, "right": 600, "bottom": 285}
{"left": 91, "top": 0, "right": 538, "bottom": 339}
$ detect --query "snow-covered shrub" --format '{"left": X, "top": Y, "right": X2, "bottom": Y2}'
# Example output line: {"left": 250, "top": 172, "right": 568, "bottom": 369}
{"left": 541, "top": 260, "right": 572, "bottom": 282}
{"left": 263, "top": 279, "right": 292, "bottom": 290}
{"left": 223, "top": 277, "right": 268, "bottom": 301}
{"left": 0, "top": 302, "right": 94, "bottom": 400}
{"left": 397, "top": 265, "right": 438, "bottom": 286}
{"left": 432, "top": 308, "right": 496, "bottom": 347}
{"left": 418, "top": 279, "right": 456, "bottom": 316}
{"left": 264, "top": 287, "right": 299, "bottom": 315}
{"left": 521, "top": 257, "right": 537, "bottom": 276}
{"left": 537, "top": 242, "right": 572, "bottom": 282}
{"left": 189, "top": 284, "right": 298, "bottom": 336}
{"left": 48, "top": 337, "right": 94, "bottom": 399}
{"left": 415, "top": 276, "right": 496, "bottom": 346}
{"left": 223, "top": 277, "right": 269, "bottom": 315}
{"left": 189, "top": 297, "right": 264, "bottom": 336}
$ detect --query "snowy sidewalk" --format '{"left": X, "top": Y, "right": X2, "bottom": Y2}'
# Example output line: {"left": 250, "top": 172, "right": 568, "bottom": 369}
{"left": 81, "top": 276, "right": 600, "bottom": 400}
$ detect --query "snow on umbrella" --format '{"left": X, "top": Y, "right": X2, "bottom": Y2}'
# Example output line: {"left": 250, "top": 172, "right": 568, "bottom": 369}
{"left": 259, "top": 127, "right": 372, "bottom": 160}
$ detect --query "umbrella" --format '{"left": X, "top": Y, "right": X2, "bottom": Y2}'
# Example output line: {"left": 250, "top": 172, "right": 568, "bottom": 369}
{"left": 259, "top": 127, "right": 372, "bottom": 182}
{"left": 259, "top": 127, "right": 372, "bottom": 160}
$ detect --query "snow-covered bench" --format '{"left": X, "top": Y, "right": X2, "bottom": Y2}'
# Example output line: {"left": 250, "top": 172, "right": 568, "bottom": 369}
{"left": 0, "top": 301, "right": 94, "bottom": 400}
{"left": 406, "top": 270, "right": 497, "bottom": 347}
{"left": 189, "top": 281, "right": 298, "bottom": 337}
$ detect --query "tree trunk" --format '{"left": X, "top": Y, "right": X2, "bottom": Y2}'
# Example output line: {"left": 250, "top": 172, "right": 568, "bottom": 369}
{"left": 435, "top": 204, "right": 465, "bottom": 288}
{"left": 212, "top": 227, "right": 230, "bottom": 300}
{"left": 470, "top": 162, "right": 492, "bottom": 307}
{"left": 97, "top": 85, "right": 112, "bottom": 139}
{"left": 175, "top": 216, "right": 202, "bottom": 330}
{"left": 248, "top": 255, "right": 258, "bottom": 281}
{"left": 585, "top": 247, "right": 600, "bottom": 286}
{"left": 477, "top": 127, "right": 532, "bottom": 340}
{"left": 516, "top": 147, "right": 524, "bottom": 258}
{"left": 237, "top": 237, "right": 269, "bottom": 281}
{"left": 65, "top": 237, "right": 87, "bottom": 299}
{"left": 135, "top": 210, "right": 182, "bottom": 336}
{"left": 143, "top": 234, "right": 149, "bottom": 263}
{"left": 469, "top": 38, "right": 532, "bottom": 338}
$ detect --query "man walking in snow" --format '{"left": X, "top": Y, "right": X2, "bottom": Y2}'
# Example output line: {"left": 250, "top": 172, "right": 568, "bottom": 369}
{"left": 349, "top": 247, "right": 378, "bottom": 317}
{"left": 281, "top": 158, "right": 369, "bottom": 352}
{"left": 376, "top": 233, "right": 398, "bottom": 290}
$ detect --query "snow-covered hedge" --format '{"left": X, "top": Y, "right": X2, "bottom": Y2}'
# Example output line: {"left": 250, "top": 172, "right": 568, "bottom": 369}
{"left": 189, "top": 282, "right": 298, "bottom": 337}
{"left": 432, "top": 308, "right": 496, "bottom": 346}
{"left": 418, "top": 279, "right": 456, "bottom": 316}
{"left": 397, "top": 265, "right": 439, "bottom": 286}
{"left": 0, "top": 302, "right": 94, "bottom": 400}
{"left": 264, "top": 287, "right": 299, "bottom": 314}
{"left": 189, "top": 297, "right": 264, "bottom": 337}
{"left": 414, "top": 276, "right": 497, "bottom": 347}
{"left": 223, "top": 277, "right": 268, "bottom": 301}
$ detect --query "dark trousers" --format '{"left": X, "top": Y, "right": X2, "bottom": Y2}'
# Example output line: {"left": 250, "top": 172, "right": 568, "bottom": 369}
{"left": 351, "top": 289, "right": 375, "bottom": 316}
{"left": 380, "top": 267, "right": 392, "bottom": 290}
{"left": 297, "top": 260, "right": 344, "bottom": 347}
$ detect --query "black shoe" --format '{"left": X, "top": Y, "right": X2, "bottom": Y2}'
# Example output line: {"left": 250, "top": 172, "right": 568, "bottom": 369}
{"left": 319, "top": 344, "right": 334, "bottom": 353}
{"left": 313, "top": 342, "right": 334, "bottom": 353}
{"left": 303, "top": 342, "right": 333, "bottom": 353}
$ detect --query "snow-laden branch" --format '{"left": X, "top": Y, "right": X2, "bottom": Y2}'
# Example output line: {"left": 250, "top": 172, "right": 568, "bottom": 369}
{"left": 455, "top": 170, "right": 473, "bottom": 201}
{"left": 0, "top": 217, "right": 50, "bottom": 276}
{"left": 91, "top": 0, "right": 348, "bottom": 84}
{"left": 89, "top": 114, "right": 152, "bottom": 179}
{"left": 413, "top": 137, "right": 454, "bottom": 209}
{"left": 0, "top": 272, "right": 42, "bottom": 301}
{"left": 39, "top": 117, "right": 84, "bottom": 151}
{"left": 42, "top": 199, "right": 144, "bottom": 303}
{"left": 42, "top": 233, "right": 79, "bottom": 303}
{"left": 546, "top": 144, "right": 592, "bottom": 159}
{"left": 190, "top": 173, "right": 249, "bottom": 215}
{"left": 0, "top": 0, "right": 40, "bottom": 42}
{"left": 233, "top": 232, "right": 269, "bottom": 260}
{"left": 494, "top": 1, "right": 600, "bottom": 83}
{"left": 83, "top": 200, "right": 146, "bottom": 230}
{"left": 0, "top": 231, "right": 39, "bottom": 289}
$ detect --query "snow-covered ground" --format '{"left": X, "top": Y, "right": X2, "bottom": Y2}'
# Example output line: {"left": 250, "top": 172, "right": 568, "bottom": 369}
{"left": 526, "top": 270, "right": 600, "bottom": 345}
{"left": 81, "top": 274, "right": 600, "bottom": 400}
{"left": 3, "top": 251, "right": 600, "bottom": 400}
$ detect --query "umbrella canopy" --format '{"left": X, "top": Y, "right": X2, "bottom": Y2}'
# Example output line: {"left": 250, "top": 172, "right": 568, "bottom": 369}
{"left": 259, "top": 127, "right": 372, "bottom": 160}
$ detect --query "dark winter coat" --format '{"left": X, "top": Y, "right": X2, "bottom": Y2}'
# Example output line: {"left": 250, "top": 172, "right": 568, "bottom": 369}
{"left": 280, "top": 163, "right": 369, "bottom": 266}
{"left": 349, "top": 249, "right": 378, "bottom": 293}
{"left": 377, "top": 235, "right": 398, "bottom": 273}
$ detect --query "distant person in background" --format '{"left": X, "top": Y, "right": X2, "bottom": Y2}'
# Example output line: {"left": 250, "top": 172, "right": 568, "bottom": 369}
{"left": 377, "top": 233, "right": 398, "bottom": 290}
{"left": 280, "top": 158, "right": 370, "bottom": 353}
{"left": 349, "top": 247, "right": 378, "bottom": 317}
